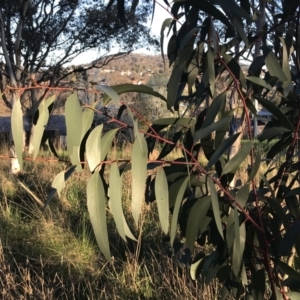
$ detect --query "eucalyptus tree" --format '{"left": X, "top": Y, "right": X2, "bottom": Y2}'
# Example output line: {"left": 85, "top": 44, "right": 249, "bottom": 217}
{"left": 0, "top": 0, "right": 155, "bottom": 171}
{"left": 10, "top": 0, "right": 300, "bottom": 299}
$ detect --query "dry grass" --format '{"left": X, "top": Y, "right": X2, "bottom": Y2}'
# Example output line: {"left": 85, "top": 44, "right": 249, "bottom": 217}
{"left": 0, "top": 155, "right": 217, "bottom": 300}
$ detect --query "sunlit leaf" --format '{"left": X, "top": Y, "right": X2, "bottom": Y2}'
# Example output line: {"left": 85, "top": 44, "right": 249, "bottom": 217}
{"left": 11, "top": 99, "right": 23, "bottom": 170}
{"left": 155, "top": 168, "right": 169, "bottom": 234}
{"left": 86, "top": 124, "right": 103, "bottom": 172}
{"left": 103, "top": 84, "right": 166, "bottom": 105}
{"left": 190, "top": 253, "right": 206, "bottom": 280}
{"left": 246, "top": 76, "right": 272, "bottom": 90}
{"left": 109, "top": 163, "right": 126, "bottom": 241}
{"left": 101, "top": 128, "right": 119, "bottom": 161}
{"left": 235, "top": 184, "right": 250, "bottom": 208}
{"left": 131, "top": 133, "right": 148, "bottom": 226}
{"left": 87, "top": 172, "right": 111, "bottom": 262}
{"left": 98, "top": 84, "right": 120, "bottom": 105}
{"left": 32, "top": 101, "right": 49, "bottom": 160}
{"left": 81, "top": 108, "right": 94, "bottom": 140}
{"left": 65, "top": 93, "right": 82, "bottom": 168}
{"left": 153, "top": 117, "right": 196, "bottom": 127}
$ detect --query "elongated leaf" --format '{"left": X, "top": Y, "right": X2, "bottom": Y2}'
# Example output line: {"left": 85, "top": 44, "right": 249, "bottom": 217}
{"left": 232, "top": 205, "right": 245, "bottom": 276}
{"left": 65, "top": 93, "right": 82, "bottom": 167}
{"left": 32, "top": 101, "right": 49, "bottom": 159}
{"left": 131, "top": 133, "right": 148, "bottom": 226}
{"left": 157, "top": 131, "right": 182, "bottom": 160}
{"left": 222, "top": 141, "right": 253, "bottom": 175}
{"left": 277, "top": 260, "right": 300, "bottom": 282}
{"left": 86, "top": 124, "right": 103, "bottom": 172}
{"left": 155, "top": 168, "right": 169, "bottom": 234}
{"left": 248, "top": 145, "right": 261, "bottom": 182}
{"left": 258, "top": 127, "right": 291, "bottom": 142}
{"left": 98, "top": 84, "right": 120, "bottom": 105}
{"left": 101, "top": 128, "right": 119, "bottom": 161}
{"left": 209, "top": 178, "right": 224, "bottom": 240}
{"left": 263, "top": 46, "right": 287, "bottom": 82}
{"left": 81, "top": 108, "right": 94, "bottom": 140}
{"left": 153, "top": 117, "right": 196, "bottom": 127}
{"left": 190, "top": 253, "right": 206, "bottom": 280}
{"left": 279, "top": 37, "right": 292, "bottom": 96}
{"left": 186, "top": 196, "right": 211, "bottom": 250}
{"left": 286, "top": 292, "right": 300, "bottom": 299}
{"left": 203, "top": 92, "right": 226, "bottom": 128}
{"left": 160, "top": 18, "right": 173, "bottom": 68}
{"left": 207, "top": 47, "right": 215, "bottom": 97}
{"left": 109, "top": 163, "right": 126, "bottom": 241}
{"left": 194, "top": 116, "right": 232, "bottom": 143}
{"left": 212, "top": 0, "right": 252, "bottom": 22}
{"left": 246, "top": 76, "right": 272, "bottom": 90}
{"left": 170, "top": 177, "right": 189, "bottom": 246}
{"left": 11, "top": 100, "right": 23, "bottom": 170}
{"left": 232, "top": 17, "right": 249, "bottom": 47}
{"left": 87, "top": 172, "right": 111, "bottom": 262}
{"left": 206, "top": 132, "right": 241, "bottom": 170}
{"left": 256, "top": 97, "right": 293, "bottom": 130}
{"left": 235, "top": 184, "right": 250, "bottom": 207}
{"left": 103, "top": 84, "right": 167, "bottom": 105}
{"left": 44, "top": 165, "right": 76, "bottom": 210}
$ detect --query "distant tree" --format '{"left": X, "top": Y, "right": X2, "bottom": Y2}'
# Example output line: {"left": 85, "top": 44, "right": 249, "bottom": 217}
{"left": 0, "top": 0, "right": 156, "bottom": 167}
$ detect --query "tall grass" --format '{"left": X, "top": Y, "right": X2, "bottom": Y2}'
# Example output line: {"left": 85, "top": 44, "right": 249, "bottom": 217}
{"left": 0, "top": 155, "right": 214, "bottom": 300}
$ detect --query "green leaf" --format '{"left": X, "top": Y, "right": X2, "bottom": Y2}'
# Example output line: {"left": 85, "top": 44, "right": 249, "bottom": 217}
{"left": 246, "top": 76, "right": 272, "bottom": 90}
{"left": 65, "top": 93, "right": 82, "bottom": 168}
{"left": 186, "top": 0, "right": 232, "bottom": 28}
{"left": 232, "top": 205, "right": 245, "bottom": 276}
{"left": 286, "top": 292, "right": 300, "bottom": 299}
{"left": 101, "top": 128, "right": 119, "bottom": 161}
{"left": 222, "top": 141, "right": 253, "bottom": 175}
{"left": 256, "top": 97, "right": 293, "bottom": 130}
{"left": 194, "top": 116, "right": 232, "bottom": 143}
{"left": 97, "top": 84, "right": 120, "bottom": 105}
{"left": 109, "top": 163, "right": 126, "bottom": 241}
{"left": 232, "top": 17, "right": 249, "bottom": 48}
{"left": 11, "top": 99, "right": 23, "bottom": 170}
{"left": 81, "top": 108, "right": 94, "bottom": 140}
{"left": 277, "top": 260, "right": 300, "bottom": 282}
{"left": 248, "top": 144, "right": 261, "bottom": 182}
{"left": 131, "top": 133, "right": 148, "bottom": 226}
{"left": 202, "top": 92, "right": 226, "bottom": 128}
{"left": 190, "top": 253, "right": 206, "bottom": 280}
{"left": 279, "top": 37, "right": 292, "bottom": 96}
{"left": 87, "top": 172, "right": 111, "bottom": 262}
{"left": 258, "top": 127, "right": 291, "bottom": 142}
{"left": 32, "top": 101, "right": 49, "bottom": 160}
{"left": 43, "top": 165, "right": 77, "bottom": 210}
{"left": 206, "top": 132, "right": 241, "bottom": 170}
{"left": 263, "top": 47, "right": 287, "bottom": 82}
{"left": 155, "top": 168, "right": 169, "bottom": 234}
{"left": 235, "top": 184, "right": 250, "bottom": 208}
{"left": 185, "top": 196, "right": 211, "bottom": 250}
{"left": 170, "top": 177, "right": 189, "bottom": 246}
{"left": 209, "top": 178, "right": 224, "bottom": 240}
{"left": 85, "top": 124, "right": 103, "bottom": 172}
{"left": 103, "top": 84, "right": 166, "bottom": 105}
{"left": 207, "top": 47, "right": 215, "bottom": 97}
{"left": 160, "top": 18, "right": 173, "bottom": 68}
{"left": 153, "top": 117, "right": 196, "bottom": 127}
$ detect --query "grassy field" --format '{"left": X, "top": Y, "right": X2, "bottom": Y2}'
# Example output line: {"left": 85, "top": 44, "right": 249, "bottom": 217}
{"left": 0, "top": 150, "right": 216, "bottom": 300}
{"left": 0, "top": 140, "right": 283, "bottom": 300}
